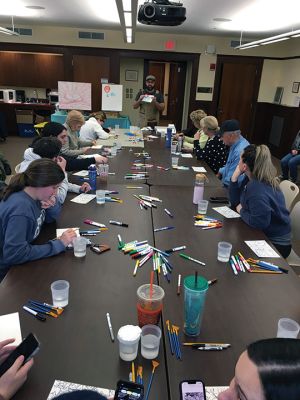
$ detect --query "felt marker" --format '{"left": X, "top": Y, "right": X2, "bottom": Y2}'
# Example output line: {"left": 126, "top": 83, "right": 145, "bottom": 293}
{"left": 154, "top": 226, "right": 175, "bottom": 232}
{"left": 109, "top": 220, "right": 129, "bottom": 227}
{"left": 84, "top": 219, "right": 106, "bottom": 228}
{"left": 179, "top": 253, "right": 206, "bottom": 266}
{"left": 177, "top": 274, "right": 181, "bottom": 295}
{"left": 23, "top": 306, "right": 46, "bottom": 322}
{"left": 208, "top": 279, "right": 218, "bottom": 286}
{"left": 106, "top": 312, "right": 115, "bottom": 342}
{"left": 164, "top": 208, "right": 174, "bottom": 217}
{"left": 165, "top": 245, "right": 186, "bottom": 253}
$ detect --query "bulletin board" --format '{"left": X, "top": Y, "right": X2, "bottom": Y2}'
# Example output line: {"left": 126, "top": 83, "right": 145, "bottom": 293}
{"left": 102, "top": 84, "right": 123, "bottom": 111}
{"left": 58, "top": 81, "right": 92, "bottom": 110}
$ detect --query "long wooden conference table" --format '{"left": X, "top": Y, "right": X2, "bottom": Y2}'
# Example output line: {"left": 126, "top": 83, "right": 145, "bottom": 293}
{"left": 1, "top": 135, "right": 300, "bottom": 400}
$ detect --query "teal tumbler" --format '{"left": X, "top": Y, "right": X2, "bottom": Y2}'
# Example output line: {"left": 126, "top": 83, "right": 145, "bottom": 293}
{"left": 184, "top": 275, "right": 208, "bottom": 336}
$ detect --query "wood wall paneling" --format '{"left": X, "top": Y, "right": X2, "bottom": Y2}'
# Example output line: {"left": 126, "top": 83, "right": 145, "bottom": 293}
{"left": 72, "top": 55, "right": 110, "bottom": 111}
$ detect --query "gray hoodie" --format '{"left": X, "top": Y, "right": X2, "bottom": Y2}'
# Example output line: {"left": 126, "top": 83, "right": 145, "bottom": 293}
{"left": 19, "top": 148, "right": 81, "bottom": 204}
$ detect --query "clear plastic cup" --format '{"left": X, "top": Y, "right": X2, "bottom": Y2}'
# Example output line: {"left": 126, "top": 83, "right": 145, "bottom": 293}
{"left": 171, "top": 142, "right": 177, "bottom": 154}
{"left": 137, "top": 284, "right": 165, "bottom": 327}
{"left": 141, "top": 325, "right": 161, "bottom": 359}
{"left": 117, "top": 325, "right": 141, "bottom": 361}
{"left": 51, "top": 280, "right": 69, "bottom": 307}
{"left": 198, "top": 200, "right": 208, "bottom": 215}
{"left": 277, "top": 318, "right": 300, "bottom": 338}
{"left": 217, "top": 241, "right": 232, "bottom": 262}
{"left": 97, "top": 164, "right": 109, "bottom": 181}
{"left": 171, "top": 156, "right": 179, "bottom": 167}
{"left": 96, "top": 190, "right": 106, "bottom": 205}
{"left": 73, "top": 237, "right": 87, "bottom": 257}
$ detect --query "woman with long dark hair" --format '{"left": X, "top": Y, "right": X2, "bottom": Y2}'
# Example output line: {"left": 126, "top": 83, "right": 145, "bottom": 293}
{"left": 229, "top": 144, "right": 291, "bottom": 258}
{"left": 0, "top": 159, "right": 77, "bottom": 280}
{"left": 218, "top": 338, "right": 300, "bottom": 400}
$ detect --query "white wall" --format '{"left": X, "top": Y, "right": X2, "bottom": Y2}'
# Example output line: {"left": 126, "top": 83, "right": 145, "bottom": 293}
{"left": 258, "top": 59, "right": 300, "bottom": 106}
{"left": 119, "top": 58, "right": 144, "bottom": 125}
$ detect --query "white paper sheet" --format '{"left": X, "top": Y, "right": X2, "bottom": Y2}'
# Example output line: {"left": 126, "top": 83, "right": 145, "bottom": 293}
{"left": 70, "top": 194, "right": 96, "bottom": 204}
{"left": 91, "top": 145, "right": 103, "bottom": 149}
{"left": 245, "top": 240, "right": 280, "bottom": 258}
{"left": 213, "top": 206, "right": 240, "bottom": 218}
{"left": 181, "top": 153, "right": 193, "bottom": 158}
{"left": 192, "top": 166, "right": 207, "bottom": 172}
{"left": 79, "top": 154, "right": 102, "bottom": 159}
{"left": 72, "top": 170, "right": 88, "bottom": 177}
{"left": 0, "top": 312, "right": 22, "bottom": 345}
{"left": 47, "top": 380, "right": 114, "bottom": 400}
{"left": 172, "top": 166, "right": 190, "bottom": 170}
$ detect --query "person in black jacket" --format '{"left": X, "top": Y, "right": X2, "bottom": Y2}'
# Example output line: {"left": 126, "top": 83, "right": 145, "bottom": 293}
{"left": 194, "top": 116, "right": 228, "bottom": 174}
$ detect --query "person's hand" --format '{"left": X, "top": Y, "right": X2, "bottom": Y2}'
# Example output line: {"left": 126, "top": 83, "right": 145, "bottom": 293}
{"left": 92, "top": 140, "right": 97, "bottom": 146}
{"left": 291, "top": 149, "right": 298, "bottom": 155}
{"left": 216, "top": 172, "right": 222, "bottom": 179}
{"left": 0, "top": 340, "right": 17, "bottom": 364}
{"left": 231, "top": 164, "right": 243, "bottom": 183}
{"left": 236, "top": 204, "right": 242, "bottom": 213}
{"left": 82, "top": 147, "right": 90, "bottom": 154}
{"left": 194, "top": 131, "right": 200, "bottom": 140}
{"left": 94, "top": 155, "right": 108, "bottom": 164}
{"left": 138, "top": 94, "right": 145, "bottom": 102}
{"left": 56, "top": 156, "right": 66, "bottom": 172}
{"left": 41, "top": 195, "right": 56, "bottom": 209}
{"left": 59, "top": 229, "right": 78, "bottom": 247}
{"left": 0, "top": 355, "right": 34, "bottom": 400}
{"left": 80, "top": 182, "right": 91, "bottom": 193}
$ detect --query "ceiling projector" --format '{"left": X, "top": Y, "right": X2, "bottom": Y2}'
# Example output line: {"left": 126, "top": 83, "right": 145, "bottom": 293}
{"left": 138, "top": 0, "right": 186, "bottom": 26}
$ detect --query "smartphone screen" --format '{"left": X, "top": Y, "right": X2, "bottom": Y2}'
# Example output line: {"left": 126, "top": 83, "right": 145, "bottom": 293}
{"left": 114, "top": 380, "right": 144, "bottom": 400}
{"left": 180, "top": 380, "right": 206, "bottom": 400}
{"left": 0, "top": 333, "right": 40, "bottom": 377}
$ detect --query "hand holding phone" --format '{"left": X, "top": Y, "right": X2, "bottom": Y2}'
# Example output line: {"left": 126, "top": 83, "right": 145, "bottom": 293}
{"left": 180, "top": 380, "right": 206, "bottom": 400}
{"left": 0, "top": 334, "right": 39, "bottom": 377}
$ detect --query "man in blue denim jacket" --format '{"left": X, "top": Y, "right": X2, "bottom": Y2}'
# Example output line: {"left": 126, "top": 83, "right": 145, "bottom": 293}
{"left": 217, "top": 119, "right": 249, "bottom": 187}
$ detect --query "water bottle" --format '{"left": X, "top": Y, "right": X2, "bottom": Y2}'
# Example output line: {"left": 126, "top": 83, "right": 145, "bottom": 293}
{"left": 111, "top": 141, "right": 117, "bottom": 156}
{"left": 193, "top": 174, "right": 205, "bottom": 205}
{"left": 177, "top": 136, "right": 183, "bottom": 152}
{"left": 165, "top": 128, "right": 172, "bottom": 148}
{"left": 88, "top": 164, "right": 97, "bottom": 191}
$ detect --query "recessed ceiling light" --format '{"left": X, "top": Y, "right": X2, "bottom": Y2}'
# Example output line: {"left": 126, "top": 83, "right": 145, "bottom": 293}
{"left": 213, "top": 18, "right": 232, "bottom": 22}
{"left": 25, "top": 5, "right": 45, "bottom": 10}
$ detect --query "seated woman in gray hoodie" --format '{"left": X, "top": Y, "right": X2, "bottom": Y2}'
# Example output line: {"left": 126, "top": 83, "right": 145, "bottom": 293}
{"left": 19, "top": 138, "right": 91, "bottom": 204}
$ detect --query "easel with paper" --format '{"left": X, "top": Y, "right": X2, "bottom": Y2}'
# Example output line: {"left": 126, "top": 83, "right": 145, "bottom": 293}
{"left": 101, "top": 84, "right": 123, "bottom": 111}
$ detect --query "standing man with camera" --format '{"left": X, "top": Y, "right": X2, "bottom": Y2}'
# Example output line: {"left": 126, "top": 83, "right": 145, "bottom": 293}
{"left": 133, "top": 75, "right": 165, "bottom": 128}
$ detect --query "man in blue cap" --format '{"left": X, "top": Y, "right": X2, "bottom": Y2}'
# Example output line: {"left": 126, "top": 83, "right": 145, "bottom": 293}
{"left": 133, "top": 75, "right": 165, "bottom": 128}
{"left": 217, "top": 119, "right": 249, "bottom": 187}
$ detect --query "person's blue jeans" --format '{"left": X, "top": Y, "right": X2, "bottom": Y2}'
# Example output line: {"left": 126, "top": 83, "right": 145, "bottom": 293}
{"left": 281, "top": 153, "right": 300, "bottom": 182}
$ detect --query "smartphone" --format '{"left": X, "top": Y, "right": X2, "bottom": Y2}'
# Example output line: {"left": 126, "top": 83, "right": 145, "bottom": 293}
{"left": 114, "top": 380, "right": 144, "bottom": 400}
{"left": 0, "top": 333, "right": 40, "bottom": 377}
{"left": 180, "top": 380, "right": 206, "bottom": 400}
{"left": 209, "top": 196, "right": 229, "bottom": 204}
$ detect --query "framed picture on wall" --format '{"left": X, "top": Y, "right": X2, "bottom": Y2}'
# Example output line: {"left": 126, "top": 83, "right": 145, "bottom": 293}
{"left": 273, "top": 86, "right": 284, "bottom": 104}
{"left": 292, "top": 82, "right": 300, "bottom": 93}
{"left": 125, "top": 70, "right": 138, "bottom": 81}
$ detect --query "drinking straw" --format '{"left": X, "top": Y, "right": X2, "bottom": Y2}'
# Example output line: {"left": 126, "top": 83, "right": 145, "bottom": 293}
{"left": 195, "top": 270, "right": 198, "bottom": 288}
{"left": 150, "top": 271, "right": 154, "bottom": 300}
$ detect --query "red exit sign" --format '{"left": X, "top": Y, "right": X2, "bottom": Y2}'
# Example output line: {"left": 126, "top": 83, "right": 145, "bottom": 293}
{"left": 164, "top": 40, "right": 176, "bottom": 50}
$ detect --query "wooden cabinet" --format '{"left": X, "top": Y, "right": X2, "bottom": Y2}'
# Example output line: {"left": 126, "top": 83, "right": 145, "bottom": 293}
{"left": 0, "top": 52, "right": 64, "bottom": 87}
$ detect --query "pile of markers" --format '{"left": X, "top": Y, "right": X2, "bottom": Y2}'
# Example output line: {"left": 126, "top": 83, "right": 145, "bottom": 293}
{"left": 229, "top": 253, "right": 288, "bottom": 275}
{"left": 133, "top": 194, "right": 162, "bottom": 210}
{"left": 117, "top": 236, "right": 174, "bottom": 281}
{"left": 23, "top": 300, "right": 64, "bottom": 322}
{"left": 124, "top": 172, "right": 149, "bottom": 180}
{"left": 194, "top": 215, "right": 223, "bottom": 230}
{"left": 247, "top": 258, "right": 288, "bottom": 274}
{"left": 166, "top": 320, "right": 182, "bottom": 360}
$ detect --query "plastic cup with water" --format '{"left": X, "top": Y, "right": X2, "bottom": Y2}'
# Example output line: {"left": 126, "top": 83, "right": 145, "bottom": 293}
{"left": 51, "top": 280, "right": 70, "bottom": 307}
{"left": 73, "top": 237, "right": 87, "bottom": 257}
{"left": 141, "top": 325, "right": 161, "bottom": 359}
{"left": 198, "top": 200, "right": 208, "bottom": 215}
{"left": 217, "top": 241, "right": 232, "bottom": 262}
{"left": 277, "top": 318, "right": 300, "bottom": 338}
{"left": 96, "top": 190, "right": 106, "bottom": 205}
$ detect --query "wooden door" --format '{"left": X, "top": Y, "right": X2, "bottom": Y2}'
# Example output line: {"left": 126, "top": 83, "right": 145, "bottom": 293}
{"left": 215, "top": 57, "right": 262, "bottom": 141}
{"left": 73, "top": 55, "right": 110, "bottom": 111}
{"left": 147, "top": 61, "right": 186, "bottom": 128}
